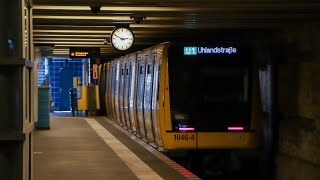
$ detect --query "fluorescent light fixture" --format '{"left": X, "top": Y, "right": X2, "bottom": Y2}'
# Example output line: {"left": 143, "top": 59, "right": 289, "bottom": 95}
{"left": 32, "top": 5, "right": 197, "bottom": 11}
{"left": 33, "top": 15, "right": 177, "bottom": 21}
{"left": 34, "top": 38, "right": 105, "bottom": 41}
{"left": 54, "top": 44, "right": 113, "bottom": 47}
{"left": 33, "top": 15, "right": 131, "bottom": 20}
{"left": 34, "top": 41, "right": 105, "bottom": 45}
{"left": 33, "top": 34, "right": 110, "bottom": 37}
{"left": 34, "top": 25, "right": 115, "bottom": 28}
{"left": 33, "top": 30, "right": 112, "bottom": 33}
{"left": 34, "top": 24, "right": 187, "bottom": 29}
{"left": 33, "top": 30, "right": 158, "bottom": 34}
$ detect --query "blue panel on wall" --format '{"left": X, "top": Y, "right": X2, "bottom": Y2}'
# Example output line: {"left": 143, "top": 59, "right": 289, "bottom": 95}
{"left": 49, "top": 59, "right": 84, "bottom": 110}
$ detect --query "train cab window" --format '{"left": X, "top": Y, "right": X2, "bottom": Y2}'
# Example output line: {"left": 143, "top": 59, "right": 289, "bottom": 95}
{"left": 168, "top": 53, "right": 252, "bottom": 132}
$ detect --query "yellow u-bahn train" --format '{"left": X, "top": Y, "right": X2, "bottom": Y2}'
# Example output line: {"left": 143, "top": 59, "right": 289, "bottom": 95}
{"left": 98, "top": 42, "right": 262, "bottom": 153}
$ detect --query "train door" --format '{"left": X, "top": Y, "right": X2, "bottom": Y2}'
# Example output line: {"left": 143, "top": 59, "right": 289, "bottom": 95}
{"left": 151, "top": 52, "right": 163, "bottom": 147}
{"left": 110, "top": 62, "right": 116, "bottom": 121}
{"left": 112, "top": 61, "right": 118, "bottom": 122}
{"left": 105, "top": 63, "right": 111, "bottom": 118}
{"left": 143, "top": 52, "right": 156, "bottom": 143}
{"left": 97, "top": 64, "right": 102, "bottom": 86}
{"left": 114, "top": 59, "right": 121, "bottom": 124}
{"left": 123, "top": 57, "right": 131, "bottom": 129}
{"left": 109, "top": 63, "right": 115, "bottom": 120}
{"left": 119, "top": 59, "right": 126, "bottom": 126}
{"left": 128, "top": 55, "right": 138, "bottom": 134}
{"left": 99, "top": 64, "right": 106, "bottom": 114}
{"left": 136, "top": 55, "right": 147, "bottom": 139}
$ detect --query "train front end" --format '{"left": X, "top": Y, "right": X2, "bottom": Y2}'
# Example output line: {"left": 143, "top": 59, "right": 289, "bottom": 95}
{"left": 162, "top": 44, "right": 262, "bottom": 150}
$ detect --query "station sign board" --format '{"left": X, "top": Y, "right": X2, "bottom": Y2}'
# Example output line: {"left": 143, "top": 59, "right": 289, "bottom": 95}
{"left": 70, "top": 51, "right": 89, "bottom": 57}
{"left": 69, "top": 47, "right": 100, "bottom": 58}
{"left": 184, "top": 46, "right": 237, "bottom": 56}
{"left": 69, "top": 49, "right": 89, "bottom": 58}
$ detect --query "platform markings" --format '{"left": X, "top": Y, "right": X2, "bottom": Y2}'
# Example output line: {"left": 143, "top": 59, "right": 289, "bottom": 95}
{"left": 104, "top": 117, "right": 201, "bottom": 180}
{"left": 85, "top": 118, "right": 163, "bottom": 180}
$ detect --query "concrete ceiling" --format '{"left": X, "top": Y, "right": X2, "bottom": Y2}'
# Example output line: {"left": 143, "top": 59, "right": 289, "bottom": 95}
{"left": 32, "top": 0, "right": 320, "bottom": 60}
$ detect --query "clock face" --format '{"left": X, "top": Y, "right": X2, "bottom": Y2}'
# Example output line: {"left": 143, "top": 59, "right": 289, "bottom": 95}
{"left": 110, "top": 27, "right": 134, "bottom": 51}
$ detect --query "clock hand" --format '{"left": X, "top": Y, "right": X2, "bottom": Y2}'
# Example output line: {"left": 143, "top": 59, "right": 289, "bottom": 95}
{"left": 115, "top": 34, "right": 125, "bottom": 40}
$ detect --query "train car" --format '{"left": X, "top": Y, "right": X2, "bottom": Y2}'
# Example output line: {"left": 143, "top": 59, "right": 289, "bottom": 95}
{"left": 101, "top": 42, "right": 262, "bottom": 152}
{"left": 99, "top": 41, "right": 262, "bottom": 175}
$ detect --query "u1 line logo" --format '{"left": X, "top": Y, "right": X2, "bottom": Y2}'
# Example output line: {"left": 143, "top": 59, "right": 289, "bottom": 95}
{"left": 184, "top": 47, "right": 197, "bottom": 55}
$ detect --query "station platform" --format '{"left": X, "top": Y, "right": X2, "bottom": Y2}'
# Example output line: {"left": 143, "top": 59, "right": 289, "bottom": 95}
{"left": 33, "top": 112, "right": 200, "bottom": 180}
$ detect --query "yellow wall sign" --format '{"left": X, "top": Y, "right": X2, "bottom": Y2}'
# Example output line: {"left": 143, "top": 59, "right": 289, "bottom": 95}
{"left": 70, "top": 51, "right": 89, "bottom": 57}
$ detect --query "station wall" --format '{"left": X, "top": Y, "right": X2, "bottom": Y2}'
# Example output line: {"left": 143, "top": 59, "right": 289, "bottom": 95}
{"left": 276, "top": 26, "right": 320, "bottom": 180}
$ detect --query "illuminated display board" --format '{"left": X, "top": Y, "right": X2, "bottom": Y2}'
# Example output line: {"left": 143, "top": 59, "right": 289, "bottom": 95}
{"left": 69, "top": 47, "right": 100, "bottom": 58}
{"left": 70, "top": 51, "right": 89, "bottom": 57}
{"left": 184, "top": 46, "right": 237, "bottom": 55}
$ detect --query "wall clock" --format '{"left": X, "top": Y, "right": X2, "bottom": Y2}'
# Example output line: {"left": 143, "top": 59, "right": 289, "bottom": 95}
{"left": 110, "top": 27, "right": 134, "bottom": 51}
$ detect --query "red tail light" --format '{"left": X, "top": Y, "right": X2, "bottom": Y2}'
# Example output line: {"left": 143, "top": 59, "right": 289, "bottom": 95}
{"left": 178, "top": 127, "right": 195, "bottom": 131}
{"left": 228, "top": 126, "right": 244, "bottom": 131}
{"left": 177, "top": 123, "right": 195, "bottom": 132}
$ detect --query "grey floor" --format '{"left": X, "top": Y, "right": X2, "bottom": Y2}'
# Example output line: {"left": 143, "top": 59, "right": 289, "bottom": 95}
{"left": 33, "top": 114, "right": 191, "bottom": 180}
{"left": 33, "top": 116, "right": 138, "bottom": 180}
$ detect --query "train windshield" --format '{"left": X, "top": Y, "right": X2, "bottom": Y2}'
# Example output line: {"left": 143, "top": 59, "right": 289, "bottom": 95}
{"left": 168, "top": 46, "right": 251, "bottom": 132}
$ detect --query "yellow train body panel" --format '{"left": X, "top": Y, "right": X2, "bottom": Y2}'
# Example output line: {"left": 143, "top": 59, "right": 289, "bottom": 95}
{"left": 77, "top": 85, "right": 100, "bottom": 110}
{"left": 197, "top": 132, "right": 259, "bottom": 149}
{"left": 77, "top": 86, "right": 88, "bottom": 110}
{"left": 95, "top": 85, "right": 100, "bottom": 110}
{"left": 162, "top": 131, "right": 258, "bottom": 150}
{"left": 163, "top": 132, "right": 197, "bottom": 149}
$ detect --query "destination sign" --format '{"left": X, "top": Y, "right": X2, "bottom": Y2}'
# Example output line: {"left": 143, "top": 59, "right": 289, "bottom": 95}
{"left": 69, "top": 47, "right": 100, "bottom": 58}
{"left": 184, "top": 46, "right": 237, "bottom": 55}
{"left": 70, "top": 51, "right": 89, "bottom": 57}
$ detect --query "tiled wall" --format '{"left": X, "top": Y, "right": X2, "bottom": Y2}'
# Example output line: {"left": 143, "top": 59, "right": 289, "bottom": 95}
{"left": 49, "top": 59, "right": 84, "bottom": 110}
{"left": 38, "top": 59, "right": 49, "bottom": 86}
{"left": 38, "top": 61, "right": 45, "bottom": 86}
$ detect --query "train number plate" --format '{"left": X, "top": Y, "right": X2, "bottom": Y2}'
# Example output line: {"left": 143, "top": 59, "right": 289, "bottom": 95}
{"left": 173, "top": 134, "right": 195, "bottom": 141}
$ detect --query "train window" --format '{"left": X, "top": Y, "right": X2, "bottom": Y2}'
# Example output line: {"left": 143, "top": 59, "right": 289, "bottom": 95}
{"left": 157, "top": 65, "right": 161, "bottom": 101}
{"left": 121, "top": 69, "right": 124, "bottom": 75}
{"left": 140, "top": 65, "right": 144, "bottom": 74}
{"left": 147, "top": 64, "right": 151, "bottom": 74}
{"left": 126, "top": 68, "right": 129, "bottom": 75}
{"left": 168, "top": 57, "right": 252, "bottom": 132}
